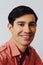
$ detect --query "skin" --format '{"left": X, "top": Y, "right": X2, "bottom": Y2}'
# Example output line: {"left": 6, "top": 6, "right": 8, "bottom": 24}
{"left": 8, "top": 14, "right": 37, "bottom": 53}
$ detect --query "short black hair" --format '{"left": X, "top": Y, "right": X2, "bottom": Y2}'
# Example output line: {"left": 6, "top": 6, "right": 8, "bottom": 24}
{"left": 8, "top": 5, "right": 38, "bottom": 26}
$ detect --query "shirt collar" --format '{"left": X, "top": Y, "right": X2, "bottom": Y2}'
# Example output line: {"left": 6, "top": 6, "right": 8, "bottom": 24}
{"left": 8, "top": 37, "right": 20, "bottom": 57}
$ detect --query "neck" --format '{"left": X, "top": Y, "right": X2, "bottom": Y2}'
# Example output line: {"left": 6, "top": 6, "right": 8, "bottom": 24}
{"left": 13, "top": 39, "right": 27, "bottom": 53}
{"left": 17, "top": 44, "right": 27, "bottom": 53}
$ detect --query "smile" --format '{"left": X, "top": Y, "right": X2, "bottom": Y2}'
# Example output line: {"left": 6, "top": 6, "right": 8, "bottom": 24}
{"left": 20, "top": 35, "right": 31, "bottom": 39}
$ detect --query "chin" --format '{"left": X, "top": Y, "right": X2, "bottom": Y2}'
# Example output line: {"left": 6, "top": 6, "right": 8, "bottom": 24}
{"left": 20, "top": 41, "right": 30, "bottom": 46}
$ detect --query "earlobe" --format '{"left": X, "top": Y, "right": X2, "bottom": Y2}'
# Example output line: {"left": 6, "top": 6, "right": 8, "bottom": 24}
{"left": 7, "top": 23, "right": 13, "bottom": 32}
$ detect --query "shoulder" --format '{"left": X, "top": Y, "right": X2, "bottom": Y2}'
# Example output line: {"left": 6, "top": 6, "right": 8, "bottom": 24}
{"left": 28, "top": 45, "right": 39, "bottom": 58}
{"left": 0, "top": 44, "right": 7, "bottom": 52}
{"left": 0, "top": 42, "right": 11, "bottom": 62}
{"left": 0, "top": 43, "right": 7, "bottom": 62}
{"left": 0, "top": 41, "right": 11, "bottom": 53}
{"left": 28, "top": 45, "right": 35, "bottom": 52}
{"left": 28, "top": 46, "right": 42, "bottom": 63}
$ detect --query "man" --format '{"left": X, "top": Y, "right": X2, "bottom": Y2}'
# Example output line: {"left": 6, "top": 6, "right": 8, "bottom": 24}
{"left": 0, "top": 5, "right": 42, "bottom": 65}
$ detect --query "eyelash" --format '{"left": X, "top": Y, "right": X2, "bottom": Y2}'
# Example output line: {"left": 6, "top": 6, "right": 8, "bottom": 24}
{"left": 18, "top": 23, "right": 37, "bottom": 27}
{"left": 29, "top": 23, "right": 37, "bottom": 27}
{"left": 18, "top": 23, "right": 24, "bottom": 26}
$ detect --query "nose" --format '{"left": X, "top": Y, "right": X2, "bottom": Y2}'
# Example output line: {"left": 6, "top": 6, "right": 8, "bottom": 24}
{"left": 23, "top": 24, "right": 31, "bottom": 33}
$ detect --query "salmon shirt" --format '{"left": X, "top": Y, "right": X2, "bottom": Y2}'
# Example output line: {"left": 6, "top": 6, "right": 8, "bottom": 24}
{"left": 0, "top": 38, "right": 42, "bottom": 65}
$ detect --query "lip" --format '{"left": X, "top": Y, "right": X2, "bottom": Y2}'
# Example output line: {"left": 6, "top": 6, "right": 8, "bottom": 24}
{"left": 21, "top": 35, "right": 30, "bottom": 38}
{"left": 20, "top": 35, "right": 31, "bottom": 39}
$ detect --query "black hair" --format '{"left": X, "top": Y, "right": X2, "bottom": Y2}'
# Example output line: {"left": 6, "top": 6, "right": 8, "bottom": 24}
{"left": 8, "top": 5, "right": 38, "bottom": 26}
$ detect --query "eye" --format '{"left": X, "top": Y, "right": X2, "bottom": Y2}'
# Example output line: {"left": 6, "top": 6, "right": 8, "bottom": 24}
{"left": 17, "top": 21, "right": 25, "bottom": 27}
{"left": 29, "top": 22, "right": 37, "bottom": 27}
{"left": 18, "top": 23, "right": 24, "bottom": 26}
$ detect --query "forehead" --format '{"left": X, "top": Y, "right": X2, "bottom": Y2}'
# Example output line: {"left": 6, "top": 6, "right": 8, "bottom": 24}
{"left": 14, "top": 14, "right": 35, "bottom": 23}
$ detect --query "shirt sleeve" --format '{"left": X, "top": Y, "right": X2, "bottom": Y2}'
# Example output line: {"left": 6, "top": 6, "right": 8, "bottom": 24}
{"left": 0, "top": 62, "right": 2, "bottom": 65}
{"left": 0, "top": 54, "right": 4, "bottom": 65}
{"left": 0, "top": 51, "right": 7, "bottom": 65}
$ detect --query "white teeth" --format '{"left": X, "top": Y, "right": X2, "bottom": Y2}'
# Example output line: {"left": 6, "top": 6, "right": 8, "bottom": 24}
{"left": 22, "top": 35, "right": 30, "bottom": 38}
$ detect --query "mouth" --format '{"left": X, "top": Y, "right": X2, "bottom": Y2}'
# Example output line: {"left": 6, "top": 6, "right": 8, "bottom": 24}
{"left": 21, "top": 35, "right": 30, "bottom": 38}
{"left": 20, "top": 35, "right": 32, "bottom": 40}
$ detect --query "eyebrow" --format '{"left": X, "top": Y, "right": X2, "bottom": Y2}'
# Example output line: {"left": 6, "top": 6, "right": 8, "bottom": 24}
{"left": 30, "top": 21, "right": 37, "bottom": 24}
{"left": 17, "top": 21, "right": 25, "bottom": 23}
{"left": 17, "top": 21, "right": 36, "bottom": 24}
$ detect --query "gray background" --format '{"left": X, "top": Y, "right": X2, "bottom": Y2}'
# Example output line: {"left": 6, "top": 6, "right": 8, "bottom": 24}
{"left": 0, "top": 0, "right": 43, "bottom": 61}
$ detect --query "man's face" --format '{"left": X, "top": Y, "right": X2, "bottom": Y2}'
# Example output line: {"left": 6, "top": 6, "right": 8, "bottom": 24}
{"left": 9, "top": 14, "right": 37, "bottom": 46}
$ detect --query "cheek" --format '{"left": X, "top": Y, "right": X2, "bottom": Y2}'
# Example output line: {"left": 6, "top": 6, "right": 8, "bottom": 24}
{"left": 13, "top": 27, "right": 22, "bottom": 35}
{"left": 31, "top": 27, "right": 36, "bottom": 34}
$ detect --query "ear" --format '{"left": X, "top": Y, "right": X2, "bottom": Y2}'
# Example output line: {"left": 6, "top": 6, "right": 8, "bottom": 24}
{"left": 7, "top": 23, "right": 13, "bottom": 32}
